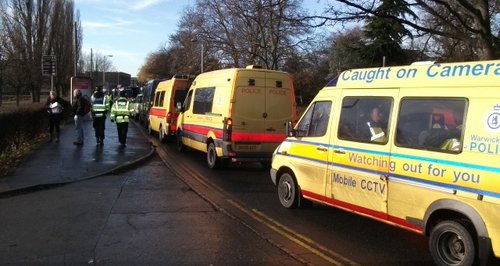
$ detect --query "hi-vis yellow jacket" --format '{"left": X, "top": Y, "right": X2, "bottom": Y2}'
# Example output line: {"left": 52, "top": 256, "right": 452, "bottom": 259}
{"left": 110, "top": 97, "right": 133, "bottom": 123}
{"left": 91, "top": 92, "right": 111, "bottom": 117}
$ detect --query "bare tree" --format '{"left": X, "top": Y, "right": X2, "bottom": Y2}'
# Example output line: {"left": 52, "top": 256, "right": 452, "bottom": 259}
{"left": 0, "top": 18, "right": 6, "bottom": 106}
{"left": 311, "top": 0, "right": 499, "bottom": 60}
{"left": 80, "top": 52, "right": 115, "bottom": 74}
{"left": 0, "top": 0, "right": 80, "bottom": 103}
{"left": 177, "top": 0, "right": 311, "bottom": 70}
{"left": 6, "top": 0, "right": 52, "bottom": 102}
{"left": 137, "top": 51, "right": 173, "bottom": 83}
{"left": 48, "top": 0, "right": 81, "bottom": 97}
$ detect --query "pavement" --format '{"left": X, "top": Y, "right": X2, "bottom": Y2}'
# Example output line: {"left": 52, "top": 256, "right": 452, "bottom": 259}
{"left": 0, "top": 116, "right": 154, "bottom": 195}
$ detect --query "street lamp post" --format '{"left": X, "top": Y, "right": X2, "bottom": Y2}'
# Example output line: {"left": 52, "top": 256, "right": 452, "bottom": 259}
{"left": 103, "top": 55, "right": 113, "bottom": 89}
{"left": 191, "top": 39, "right": 203, "bottom": 73}
{"left": 200, "top": 43, "right": 204, "bottom": 73}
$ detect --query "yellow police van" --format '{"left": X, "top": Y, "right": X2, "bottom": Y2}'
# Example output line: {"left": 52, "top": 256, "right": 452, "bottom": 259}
{"left": 270, "top": 60, "right": 500, "bottom": 265}
{"left": 176, "top": 65, "right": 297, "bottom": 169}
{"left": 148, "top": 75, "right": 192, "bottom": 142}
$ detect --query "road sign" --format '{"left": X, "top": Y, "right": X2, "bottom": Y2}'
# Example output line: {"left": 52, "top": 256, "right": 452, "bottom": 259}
{"left": 42, "top": 55, "right": 56, "bottom": 76}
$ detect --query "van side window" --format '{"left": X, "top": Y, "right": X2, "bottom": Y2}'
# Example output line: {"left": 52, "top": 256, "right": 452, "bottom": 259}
{"left": 193, "top": 87, "right": 215, "bottom": 115}
{"left": 396, "top": 98, "right": 467, "bottom": 153}
{"left": 154, "top": 92, "right": 161, "bottom": 107}
{"left": 338, "top": 97, "right": 392, "bottom": 144}
{"left": 158, "top": 91, "right": 166, "bottom": 107}
{"left": 295, "top": 101, "right": 331, "bottom": 137}
{"left": 184, "top": 90, "right": 193, "bottom": 111}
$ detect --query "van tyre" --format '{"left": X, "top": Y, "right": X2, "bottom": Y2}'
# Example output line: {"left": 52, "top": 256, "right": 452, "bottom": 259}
{"left": 429, "top": 220, "right": 476, "bottom": 266}
{"left": 176, "top": 131, "right": 185, "bottom": 152}
{"left": 278, "top": 172, "right": 298, "bottom": 208}
{"left": 207, "top": 142, "right": 220, "bottom": 169}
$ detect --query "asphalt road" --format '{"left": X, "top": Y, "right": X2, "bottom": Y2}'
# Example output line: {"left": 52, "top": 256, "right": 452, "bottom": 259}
{"left": 0, "top": 155, "right": 302, "bottom": 265}
{"left": 155, "top": 136, "right": 435, "bottom": 265}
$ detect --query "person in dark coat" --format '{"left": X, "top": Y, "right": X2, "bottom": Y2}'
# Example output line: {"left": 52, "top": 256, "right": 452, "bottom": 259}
{"left": 72, "top": 89, "right": 85, "bottom": 145}
{"left": 45, "top": 90, "right": 65, "bottom": 143}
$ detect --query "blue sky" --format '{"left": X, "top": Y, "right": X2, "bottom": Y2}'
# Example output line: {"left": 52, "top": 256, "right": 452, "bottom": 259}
{"left": 76, "top": 0, "right": 326, "bottom": 77}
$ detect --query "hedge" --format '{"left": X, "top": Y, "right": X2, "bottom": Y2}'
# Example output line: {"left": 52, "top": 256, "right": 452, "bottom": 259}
{"left": 0, "top": 100, "right": 72, "bottom": 156}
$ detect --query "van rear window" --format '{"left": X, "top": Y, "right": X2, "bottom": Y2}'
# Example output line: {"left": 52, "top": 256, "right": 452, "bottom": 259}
{"left": 174, "top": 90, "right": 187, "bottom": 105}
{"left": 396, "top": 98, "right": 467, "bottom": 153}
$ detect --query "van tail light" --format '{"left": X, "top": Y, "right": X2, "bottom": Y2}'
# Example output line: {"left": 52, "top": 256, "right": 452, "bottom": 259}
{"left": 167, "top": 112, "right": 172, "bottom": 123}
{"left": 223, "top": 118, "right": 233, "bottom": 141}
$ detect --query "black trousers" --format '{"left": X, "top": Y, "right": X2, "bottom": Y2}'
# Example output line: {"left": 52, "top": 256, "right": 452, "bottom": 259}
{"left": 93, "top": 116, "right": 106, "bottom": 140}
{"left": 116, "top": 122, "right": 128, "bottom": 145}
{"left": 49, "top": 114, "right": 62, "bottom": 136}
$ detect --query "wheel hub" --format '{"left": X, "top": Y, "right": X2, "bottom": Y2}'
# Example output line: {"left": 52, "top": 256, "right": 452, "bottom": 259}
{"left": 440, "top": 232, "right": 465, "bottom": 263}
{"left": 279, "top": 181, "right": 292, "bottom": 201}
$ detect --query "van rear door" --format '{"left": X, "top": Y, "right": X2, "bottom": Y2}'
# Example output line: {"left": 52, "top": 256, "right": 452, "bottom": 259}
{"left": 232, "top": 71, "right": 267, "bottom": 152}
{"left": 231, "top": 71, "right": 294, "bottom": 153}
{"left": 264, "top": 72, "right": 295, "bottom": 142}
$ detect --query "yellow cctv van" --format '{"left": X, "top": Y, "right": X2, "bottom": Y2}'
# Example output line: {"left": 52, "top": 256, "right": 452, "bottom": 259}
{"left": 176, "top": 65, "right": 297, "bottom": 169}
{"left": 270, "top": 60, "right": 500, "bottom": 265}
{"left": 148, "top": 75, "right": 192, "bottom": 142}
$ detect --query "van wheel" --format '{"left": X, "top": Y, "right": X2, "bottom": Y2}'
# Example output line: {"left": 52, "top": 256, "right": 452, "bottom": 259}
{"left": 176, "top": 131, "right": 185, "bottom": 152}
{"left": 207, "top": 142, "right": 220, "bottom": 169}
{"left": 158, "top": 125, "right": 165, "bottom": 143}
{"left": 278, "top": 172, "right": 298, "bottom": 208}
{"left": 429, "top": 220, "right": 476, "bottom": 266}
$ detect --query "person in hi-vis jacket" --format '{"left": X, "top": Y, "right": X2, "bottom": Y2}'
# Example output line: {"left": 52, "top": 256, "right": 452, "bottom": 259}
{"left": 110, "top": 89, "right": 134, "bottom": 146}
{"left": 364, "top": 106, "right": 387, "bottom": 143}
{"left": 91, "top": 86, "right": 111, "bottom": 146}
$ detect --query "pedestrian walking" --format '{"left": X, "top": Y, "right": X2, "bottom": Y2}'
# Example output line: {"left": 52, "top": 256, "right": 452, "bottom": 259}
{"left": 91, "top": 86, "right": 111, "bottom": 145}
{"left": 72, "top": 89, "right": 86, "bottom": 146}
{"left": 110, "top": 89, "right": 134, "bottom": 146}
{"left": 45, "top": 90, "right": 65, "bottom": 143}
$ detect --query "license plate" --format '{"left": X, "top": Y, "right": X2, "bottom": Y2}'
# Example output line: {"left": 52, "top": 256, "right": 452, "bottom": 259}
{"left": 236, "top": 145, "right": 258, "bottom": 151}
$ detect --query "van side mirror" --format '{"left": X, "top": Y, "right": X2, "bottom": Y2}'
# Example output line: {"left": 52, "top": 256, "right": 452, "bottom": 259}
{"left": 176, "top": 102, "right": 184, "bottom": 112}
{"left": 285, "top": 121, "right": 295, "bottom": 137}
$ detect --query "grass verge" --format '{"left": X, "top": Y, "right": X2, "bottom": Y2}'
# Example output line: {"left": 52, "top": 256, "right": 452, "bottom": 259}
{"left": 0, "top": 133, "right": 49, "bottom": 178}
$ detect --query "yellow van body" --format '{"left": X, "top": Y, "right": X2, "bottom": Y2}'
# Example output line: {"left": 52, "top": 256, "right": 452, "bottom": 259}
{"left": 148, "top": 76, "right": 191, "bottom": 142}
{"left": 270, "top": 60, "right": 500, "bottom": 265}
{"left": 177, "top": 66, "right": 297, "bottom": 168}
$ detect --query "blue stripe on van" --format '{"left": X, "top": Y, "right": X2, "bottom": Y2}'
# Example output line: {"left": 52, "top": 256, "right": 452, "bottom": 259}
{"left": 280, "top": 139, "right": 500, "bottom": 198}
{"left": 388, "top": 173, "right": 500, "bottom": 198}
{"left": 281, "top": 151, "right": 500, "bottom": 198}
{"left": 283, "top": 139, "right": 500, "bottom": 173}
